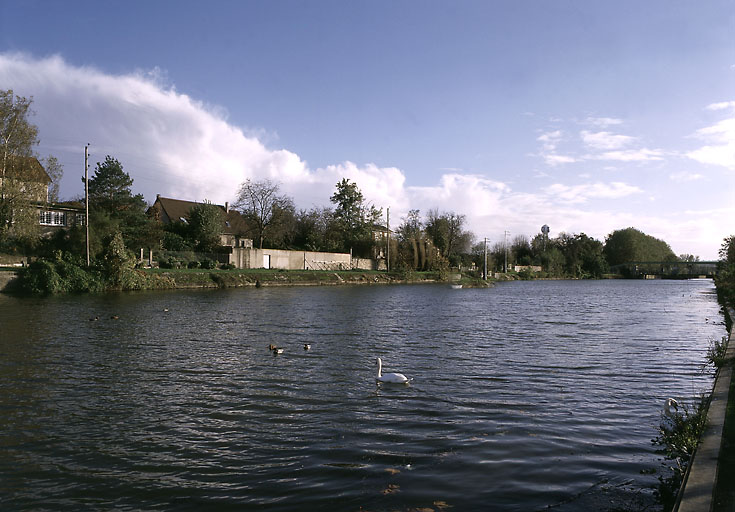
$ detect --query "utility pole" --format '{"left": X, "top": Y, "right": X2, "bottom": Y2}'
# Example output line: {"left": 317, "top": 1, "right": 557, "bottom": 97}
{"left": 84, "top": 144, "right": 90, "bottom": 267}
{"left": 386, "top": 207, "right": 390, "bottom": 272}
{"left": 484, "top": 237, "right": 488, "bottom": 281}
{"left": 504, "top": 230, "right": 510, "bottom": 273}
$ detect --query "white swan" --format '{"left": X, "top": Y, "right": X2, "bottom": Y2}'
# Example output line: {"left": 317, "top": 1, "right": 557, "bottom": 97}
{"left": 664, "top": 398, "right": 679, "bottom": 418}
{"left": 376, "top": 357, "right": 409, "bottom": 384}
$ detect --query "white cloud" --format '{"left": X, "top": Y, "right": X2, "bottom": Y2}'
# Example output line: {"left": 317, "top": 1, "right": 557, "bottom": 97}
{"left": 546, "top": 182, "right": 642, "bottom": 204}
{"left": 584, "top": 117, "right": 624, "bottom": 127}
{"left": 669, "top": 171, "right": 704, "bottom": 183}
{"left": 537, "top": 130, "right": 562, "bottom": 151}
{"left": 544, "top": 154, "right": 577, "bottom": 166}
{"left": 592, "top": 148, "right": 665, "bottom": 162}
{"left": 580, "top": 130, "right": 635, "bottom": 150}
{"left": 686, "top": 102, "right": 735, "bottom": 170}
{"left": 706, "top": 101, "right": 735, "bottom": 111}
{"left": 537, "top": 130, "right": 577, "bottom": 166}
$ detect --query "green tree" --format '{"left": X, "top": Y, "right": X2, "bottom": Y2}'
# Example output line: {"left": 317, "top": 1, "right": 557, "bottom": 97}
{"left": 604, "top": 227, "right": 677, "bottom": 267}
{"left": 102, "top": 231, "right": 134, "bottom": 287}
{"left": 293, "top": 206, "right": 340, "bottom": 253}
{"left": 511, "top": 235, "right": 532, "bottom": 266}
{"left": 0, "top": 90, "right": 41, "bottom": 246}
{"left": 85, "top": 156, "right": 152, "bottom": 254}
{"left": 330, "top": 178, "right": 381, "bottom": 256}
{"left": 87, "top": 156, "right": 146, "bottom": 214}
{"left": 424, "top": 209, "right": 473, "bottom": 267}
{"left": 395, "top": 209, "right": 425, "bottom": 270}
{"left": 187, "top": 201, "right": 223, "bottom": 252}
{"left": 716, "top": 235, "right": 735, "bottom": 310}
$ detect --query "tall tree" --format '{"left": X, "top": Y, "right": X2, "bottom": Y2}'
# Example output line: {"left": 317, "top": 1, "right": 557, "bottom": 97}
{"left": 0, "top": 90, "right": 41, "bottom": 245}
{"left": 235, "top": 178, "right": 294, "bottom": 249}
{"left": 330, "top": 178, "right": 381, "bottom": 256}
{"left": 425, "top": 209, "right": 473, "bottom": 266}
{"left": 604, "top": 227, "right": 676, "bottom": 267}
{"left": 187, "top": 201, "right": 223, "bottom": 252}
{"left": 86, "top": 156, "right": 146, "bottom": 214}
{"left": 293, "top": 206, "right": 340, "bottom": 253}
{"left": 85, "top": 155, "right": 150, "bottom": 253}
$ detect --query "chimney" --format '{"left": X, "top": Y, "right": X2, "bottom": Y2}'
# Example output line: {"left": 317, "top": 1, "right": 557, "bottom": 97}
{"left": 225, "top": 201, "right": 229, "bottom": 213}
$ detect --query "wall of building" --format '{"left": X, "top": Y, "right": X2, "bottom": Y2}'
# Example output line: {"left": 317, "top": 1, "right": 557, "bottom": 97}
{"left": 351, "top": 257, "right": 388, "bottom": 271}
{"left": 229, "top": 247, "right": 352, "bottom": 270}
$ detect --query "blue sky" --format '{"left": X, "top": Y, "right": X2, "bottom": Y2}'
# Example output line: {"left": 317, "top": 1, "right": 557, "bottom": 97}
{"left": 1, "top": 1, "right": 733, "bottom": 258}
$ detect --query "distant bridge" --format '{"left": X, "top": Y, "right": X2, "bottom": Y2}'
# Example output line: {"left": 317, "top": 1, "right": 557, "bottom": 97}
{"left": 609, "top": 261, "right": 719, "bottom": 279}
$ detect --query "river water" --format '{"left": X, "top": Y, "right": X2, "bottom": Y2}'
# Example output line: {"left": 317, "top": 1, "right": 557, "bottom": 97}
{"left": 0, "top": 279, "right": 727, "bottom": 511}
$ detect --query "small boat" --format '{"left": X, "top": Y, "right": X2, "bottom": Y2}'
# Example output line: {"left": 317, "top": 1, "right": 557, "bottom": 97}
{"left": 450, "top": 284, "right": 463, "bottom": 289}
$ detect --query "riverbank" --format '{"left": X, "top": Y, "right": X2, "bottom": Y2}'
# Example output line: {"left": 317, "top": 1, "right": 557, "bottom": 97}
{"left": 0, "top": 267, "right": 493, "bottom": 294}
{"left": 676, "top": 307, "right": 734, "bottom": 511}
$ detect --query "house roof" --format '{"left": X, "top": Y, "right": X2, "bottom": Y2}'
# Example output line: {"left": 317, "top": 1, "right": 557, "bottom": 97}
{"left": 150, "top": 196, "right": 248, "bottom": 235}
{"left": 2, "top": 156, "right": 51, "bottom": 183}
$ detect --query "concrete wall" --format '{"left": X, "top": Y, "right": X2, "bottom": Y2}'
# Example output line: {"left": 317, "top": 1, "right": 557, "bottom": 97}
{"left": 229, "top": 247, "right": 351, "bottom": 270}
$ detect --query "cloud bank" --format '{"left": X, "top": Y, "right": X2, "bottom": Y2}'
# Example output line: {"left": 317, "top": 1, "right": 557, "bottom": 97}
{"left": 686, "top": 101, "right": 735, "bottom": 171}
{"left": 0, "top": 53, "right": 727, "bottom": 258}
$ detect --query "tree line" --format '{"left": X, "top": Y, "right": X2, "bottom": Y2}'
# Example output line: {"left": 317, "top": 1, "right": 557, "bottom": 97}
{"left": 1, "top": 88, "right": 693, "bottom": 279}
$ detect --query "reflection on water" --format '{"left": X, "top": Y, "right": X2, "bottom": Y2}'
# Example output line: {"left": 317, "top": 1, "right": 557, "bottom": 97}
{"left": 0, "top": 279, "right": 726, "bottom": 511}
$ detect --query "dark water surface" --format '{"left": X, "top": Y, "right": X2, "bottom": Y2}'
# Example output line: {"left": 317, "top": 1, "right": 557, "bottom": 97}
{"left": 0, "top": 279, "right": 727, "bottom": 511}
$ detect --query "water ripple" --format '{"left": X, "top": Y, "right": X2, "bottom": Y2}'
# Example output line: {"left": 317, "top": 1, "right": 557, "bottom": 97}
{"left": 0, "top": 280, "right": 726, "bottom": 511}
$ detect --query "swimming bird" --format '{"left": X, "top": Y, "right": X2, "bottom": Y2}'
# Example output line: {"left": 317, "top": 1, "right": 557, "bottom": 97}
{"left": 664, "top": 398, "right": 679, "bottom": 418}
{"left": 110, "top": 315, "right": 119, "bottom": 320}
{"left": 273, "top": 347, "right": 284, "bottom": 355}
{"left": 268, "top": 344, "right": 277, "bottom": 351}
{"left": 376, "top": 357, "right": 409, "bottom": 384}
{"left": 304, "top": 344, "right": 311, "bottom": 350}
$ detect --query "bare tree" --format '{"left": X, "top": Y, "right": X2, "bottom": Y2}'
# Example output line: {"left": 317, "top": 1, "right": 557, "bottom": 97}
{"left": 42, "top": 155, "right": 63, "bottom": 203}
{"left": 235, "top": 178, "right": 294, "bottom": 249}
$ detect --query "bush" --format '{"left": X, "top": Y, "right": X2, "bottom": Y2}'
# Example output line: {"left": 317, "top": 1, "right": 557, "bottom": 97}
{"left": 220, "top": 263, "right": 236, "bottom": 270}
{"left": 18, "top": 257, "right": 104, "bottom": 294}
{"left": 187, "top": 261, "right": 200, "bottom": 269}
{"left": 705, "top": 336, "right": 730, "bottom": 369}
{"left": 200, "top": 258, "right": 216, "bottom": 269}
{"left": 653, "top": 396, "right": 708, "bottom": 510}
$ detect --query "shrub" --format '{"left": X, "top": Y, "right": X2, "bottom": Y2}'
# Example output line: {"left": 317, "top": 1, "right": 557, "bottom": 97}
{"left": 200, "top": 258, "right": 216, "bottom": 269}
{"left": 18, "top": 257, "right": 104, "bottom": 294}
{"left": 187, "top": 261, "right": 200, "bottom": 269}
{"left": 705, "top": 336, "right": 729, "bottom": 369}
{"left": 653, "top": 396, "right": 708, "bottom": 510}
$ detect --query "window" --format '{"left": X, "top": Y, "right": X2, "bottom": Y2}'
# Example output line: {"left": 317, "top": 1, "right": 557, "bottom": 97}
{"left": 75, "top": 214, "right": 85, "bottom": 226}
{"left": 39, "top": 211, "right": 67, "bottom": 226}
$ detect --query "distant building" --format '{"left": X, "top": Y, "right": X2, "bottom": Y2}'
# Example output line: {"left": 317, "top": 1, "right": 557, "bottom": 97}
{"left": 147, "top": 195, "right": 252, "bottom": 248}
{"left": 1, "top": 156, "right": 84, "bottom": 234}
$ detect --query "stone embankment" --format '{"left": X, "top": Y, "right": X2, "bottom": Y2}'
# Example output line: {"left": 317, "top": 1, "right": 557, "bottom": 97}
{"left": 676, "top": 307, "right": 735, "bottom": 511}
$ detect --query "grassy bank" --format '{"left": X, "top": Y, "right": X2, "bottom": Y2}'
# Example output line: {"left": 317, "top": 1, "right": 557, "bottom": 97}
{"left": 143, "top": 268, "right": 448, "bottom": 288}
{"left": 3, "top": 262, "right": 493, "bottom": 294}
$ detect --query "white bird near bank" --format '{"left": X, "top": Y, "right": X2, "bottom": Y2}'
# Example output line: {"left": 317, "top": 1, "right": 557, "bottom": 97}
{"left": 664, "top": 398, "right": 679, "bottom": 418}
{"left": 376, "top": 357, "right": 409, "bottom": 384}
